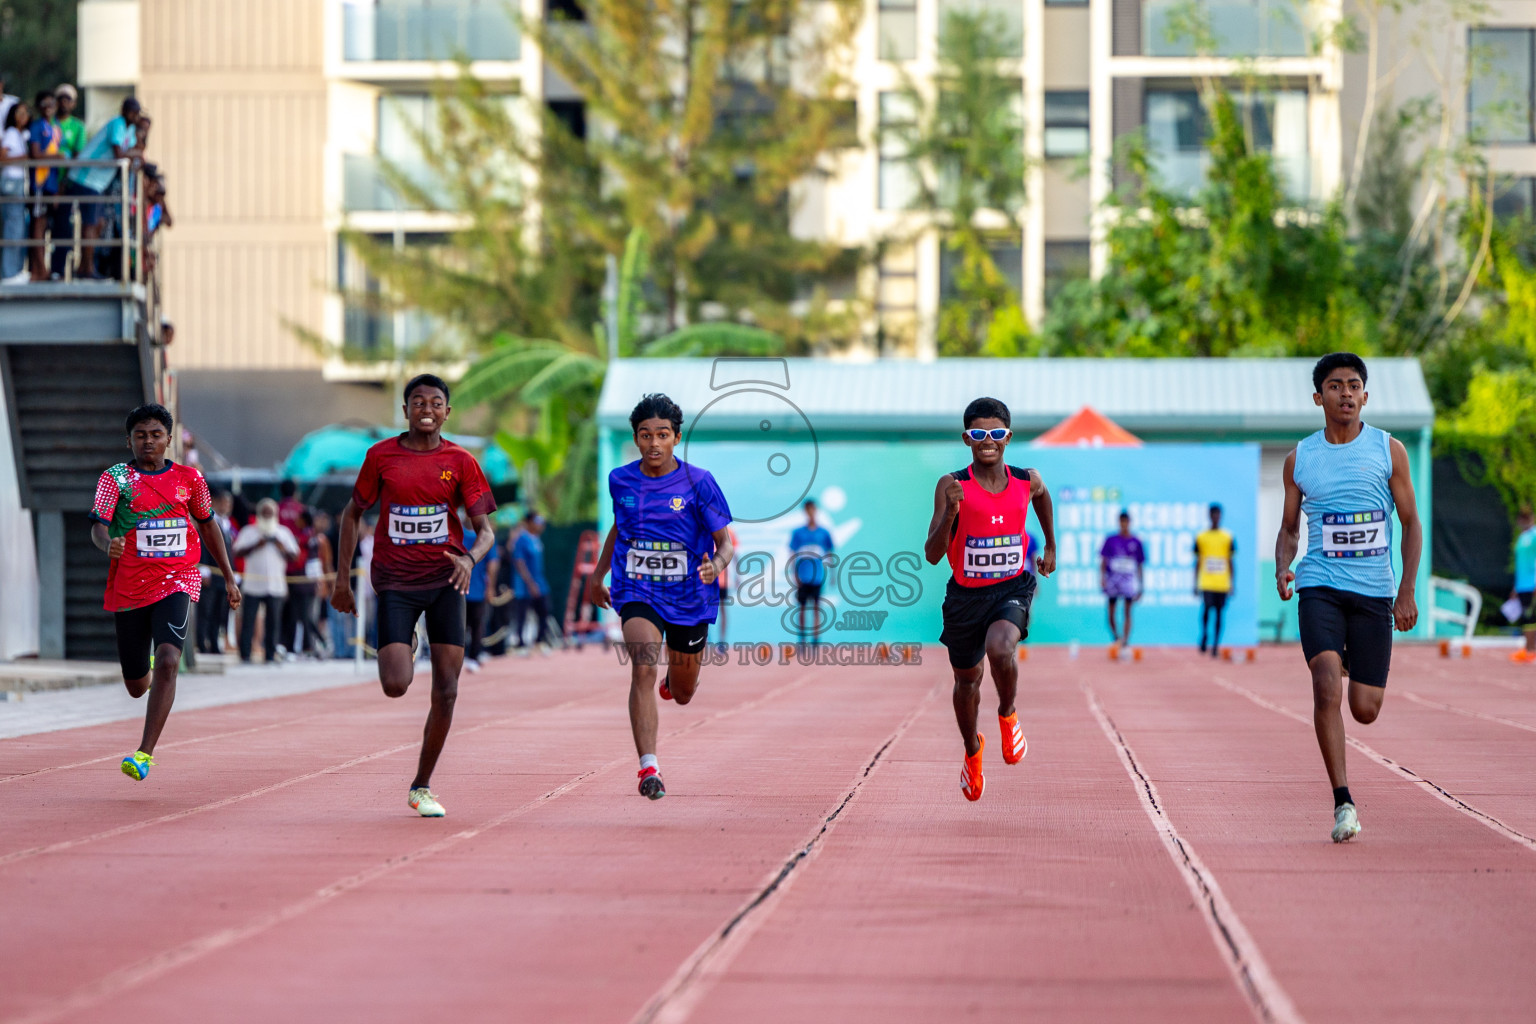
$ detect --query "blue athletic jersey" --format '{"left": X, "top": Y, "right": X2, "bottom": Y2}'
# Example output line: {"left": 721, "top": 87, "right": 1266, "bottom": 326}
{"left": 1294, "top": 423, "right": 1397, "bottom": 599}
{"left": 789, "top": 525, "right": 834, "bottom": 586}
{"left": 609, "top": 459, "right": 733, "bottom": 625}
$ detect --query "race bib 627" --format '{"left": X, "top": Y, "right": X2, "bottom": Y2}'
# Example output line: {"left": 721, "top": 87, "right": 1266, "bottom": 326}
{"left": 136, "top": 517, "right": 188, "bottom": 557}
{"left": 964, "top": 534, "right": 1023, "bottom": 579}
{"left": 388, "top": 504, "right": 450, "bottom": 545}
{"left": 1321, "top": 510, "right": 1388, "bottom": 559}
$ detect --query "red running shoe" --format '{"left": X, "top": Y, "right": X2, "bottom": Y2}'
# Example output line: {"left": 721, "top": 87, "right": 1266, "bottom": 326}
{"left": 638, "top": 765, "right": 666, "bottom": 800}
{"left": 659, "top": 676, "right": 673, "bottom": 701}
{"left": 961, "top": 734, "right": 985, "bottom": 801}
{"left": 999, "top": 711, "right": 1027, "bottom": 765}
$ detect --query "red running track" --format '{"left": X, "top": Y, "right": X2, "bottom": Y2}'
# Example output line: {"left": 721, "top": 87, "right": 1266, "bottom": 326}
{"left": 2, "top": 644, "right": 1534, "bottom": 1023}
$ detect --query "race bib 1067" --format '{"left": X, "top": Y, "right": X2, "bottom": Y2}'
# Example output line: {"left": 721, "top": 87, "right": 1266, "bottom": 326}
{"left": 624, "top": 540, "right": 689, "bottom": 581}
{"left": 136, "top": 517, "right": 188, "bottom": 558}
{"left": 388, "top": 504, "right": 450, "bottom": 545}
{"left": 1321, "top": 510, "right": 1388, "bottom": 559}
{"left": 964, "top": 534, "right": 1023, "bottom": 579}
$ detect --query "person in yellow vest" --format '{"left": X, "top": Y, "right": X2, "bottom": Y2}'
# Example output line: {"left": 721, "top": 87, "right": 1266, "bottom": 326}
{"left": 1195, "top": 503, "right": 1235, "bottom": 656}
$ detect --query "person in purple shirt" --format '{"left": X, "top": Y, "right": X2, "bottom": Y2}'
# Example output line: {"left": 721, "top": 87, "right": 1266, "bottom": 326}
{"left": 1100, "top": 510, "right": 1145, "bottom": 646}
{"left": 587, "top": 393, "right": 734, "bottom": 801}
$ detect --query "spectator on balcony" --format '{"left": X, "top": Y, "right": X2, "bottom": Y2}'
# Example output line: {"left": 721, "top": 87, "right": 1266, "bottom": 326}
{"left": 0, "top": 73, "right": 17, "bottom": 128}
{"left": 0, "top": 101, "right": 32, "bottom": 285}
{"left": 54, "top": 85, "right": 84, "bottom": 158}
{"left": 27, "top": 91, "right": 61, "bottom": 281}
{"left": 140, "top": 163, "right": 172, "bottom": 275}
{"left": 64, "top": 97, "right": 145, "bottom": 280}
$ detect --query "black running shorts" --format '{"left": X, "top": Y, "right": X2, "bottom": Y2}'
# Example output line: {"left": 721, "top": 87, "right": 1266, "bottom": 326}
{"left": 377, "top": 586, "right": 467, "bottom": 648}
{"left": 114, "top": 592, "right": 192, "bottom": 679}
{"left": 1298, "top": 585, "right": 1393, "bottom": 687}
{"left": 1517, "top": 592, "right": 1536, "bottom": 628}
{"left": 795, "top": 582, "right": 823, "bottom": 606}
{"left": 939, "top": 572, "right": 1037, "bottom": 670}
{"left": 1202, "top": 591, "right": 1228, "bottom": 612}
{"left": 620, "top": 601, "right": 709, "bottom": 655}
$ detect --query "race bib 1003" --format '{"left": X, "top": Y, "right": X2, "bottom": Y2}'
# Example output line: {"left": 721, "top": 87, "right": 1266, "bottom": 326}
{"left": 964, "top": 534, "right": 1023, "bottom": 579}
{"left": 1321, "top": 510, "right": 1388, "bottom": 559}
{"left": 624, "top": 540, "right": 689, "bottom": 581}
{"left": 136, "top": 517, "right": 188, "bottom": 558}
{"left": 388, "top": 504, "right": 450, "bottom": 545}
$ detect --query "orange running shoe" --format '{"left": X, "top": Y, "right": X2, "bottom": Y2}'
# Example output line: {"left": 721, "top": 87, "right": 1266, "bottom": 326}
{"left": 1510, "top": 650, "right": 1536, "bottom": 664}
{"left": 659, "top": 675, "right": 673, "bottom": 700}
{"left": 999, "top": 711, "right": 1027, "bottom": 765}
{"left": 961, "top": 734, "right": 985, "bottom": 801}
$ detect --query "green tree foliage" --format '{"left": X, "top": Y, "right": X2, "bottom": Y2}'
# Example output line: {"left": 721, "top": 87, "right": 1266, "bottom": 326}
{"left": 882, "top": 10, "right": 1028, "bottom": 356}
{"left": 0, "top": 0, "right": 76, "bottom": 100}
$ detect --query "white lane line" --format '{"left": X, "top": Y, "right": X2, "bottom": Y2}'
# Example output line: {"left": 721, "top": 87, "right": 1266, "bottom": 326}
{"left": 1213, "top": 676, "right": 1536, "bottom": 855}
{"left": 1401, "top": 691, "right": 1536, "bottom": 735}
{"left": 1084, "top": 684, "right": 1306, "bottom": 1024}
{"left": 10, "top": 670, "right": 823, "bottom": 1024}
{"left": 633, "top": 677, "right": 943, "bottom": 1024}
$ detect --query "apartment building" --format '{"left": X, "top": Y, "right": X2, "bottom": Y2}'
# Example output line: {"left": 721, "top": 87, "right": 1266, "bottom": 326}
{"left": 74, "top": 0, "right": 1536, "bottom": 428}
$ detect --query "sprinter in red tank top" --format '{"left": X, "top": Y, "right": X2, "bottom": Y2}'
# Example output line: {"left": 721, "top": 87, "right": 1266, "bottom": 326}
{"left": 924, "top": 398, "right": 1057, "bottom": 802}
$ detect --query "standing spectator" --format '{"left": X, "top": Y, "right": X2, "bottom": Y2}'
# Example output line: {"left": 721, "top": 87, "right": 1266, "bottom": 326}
{"left": 198, "top": 492, "right": 237, "bottom": 654}
{"left": 233, "top": 498, "right": 299, "bottom": 663}
{"left": 1100, "top": 509, "right": 1146, "bottom": 648}
{"left": 1509, "top": 508, "right": 1536, "bottom": 663}
{"left": 63, "top": 97, "right": 144, "bottom": 279}
{"left": 309, "top": 510, "right": 337, "bottom": 655}
{"left": 461, "top": 518, "right": 500, "bottom": 671}
{"left": 27, "top": 92, "right": 60, "bottom": 281}
{"left": 0, "top": 74, "right": 17, "bottom": 127}
{"left": 511, "top": 511, "right": 551, "bottom": 655}
{"left": 284, "top": 510, "right": 324, "bottom": 657}
{"left": 277, "top": 480, "right": 308, "bottom": 653}
{"left": 0, "top": 102, "right": 30, "bottom": 285}
{"left": 54, "top": 86, "right": 84, "bottom": 158}
{"left": 483, "top": 518, "right": 522, "bottom": 657}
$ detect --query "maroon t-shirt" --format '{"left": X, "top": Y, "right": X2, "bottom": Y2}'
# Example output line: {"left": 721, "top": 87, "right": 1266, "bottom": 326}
{"left": 351, "top": 436, "right": 496, "bottom": 592}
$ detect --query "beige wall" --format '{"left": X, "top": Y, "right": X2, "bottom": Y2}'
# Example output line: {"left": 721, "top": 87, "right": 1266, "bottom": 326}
{"left": 139, "top": 0, "right": 328, "bottom": 370}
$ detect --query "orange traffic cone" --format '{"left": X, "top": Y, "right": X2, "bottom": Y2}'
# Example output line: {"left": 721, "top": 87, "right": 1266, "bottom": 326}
{"left": 1439, "top": 640, "right": 1451, "bottom": 658}
{"left": 1461, "top": 644, "right": 1472, "bottom": 659}
{"left": 1017, "top": 647, "right": 1029, "bottom": 662}
{"left": 1108, "top": 644, "right": 1121, "bottom": 661}
{"left": 1245, "top": 649, "right": 1256, "bottom": 663}
{"left": 1132, "top": 648, "right": 1143, "bottom": 662}
{"left": 1221, "top": 648, "right": 1233, "bottom": 662}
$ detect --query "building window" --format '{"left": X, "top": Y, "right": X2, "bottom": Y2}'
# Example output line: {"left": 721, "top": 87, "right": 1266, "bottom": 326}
{"left": 938, "top": 0, "right": 1023, "bottom": 58}
{"left": 337, "top": 235, "right": 458, "bottom": 361}
{"left": 876, "top": 244, "right": 919, "bottom": 355}
{"left": 939, "top": 236, "right": 1024, "bottom": 302}
{"left": 1144, "top": 88, "right": 1309, "bottom": 199}
{"left": 1494, "top": 176, "right": 1536, "bottom": 219}
{"left": 1045, "top": 0, "right": 1087, "bottom": 5}
{"left": 1143, "top": 0, "right": 1306, "bottom": 58}
{"left": 342, "top": 0, "right": 520, "bottom": 62}
{"left": 1469, "top": 28, "right": 1535, "bottom": 144}
{"left": 1044, "top": 240, "right": 1091, "bottom": 306}
{"left": 879, "top": 92, "right": 920, "bottom": 210}
{"left": 879, "top": 0, "right": 918, "bottom": 61}
{"left": 1044, "top": 91, "right": 1090, "bottom": 157}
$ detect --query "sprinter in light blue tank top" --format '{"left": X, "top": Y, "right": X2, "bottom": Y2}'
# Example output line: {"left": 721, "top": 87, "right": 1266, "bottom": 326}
{"left": 1275, "top": 353, "right": 1423, "bottom": 845}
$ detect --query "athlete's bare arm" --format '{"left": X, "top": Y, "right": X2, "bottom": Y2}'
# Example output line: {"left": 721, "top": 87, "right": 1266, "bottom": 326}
{"left": 446, "top": 513, "right": 496, "bottom": 595}
{"left": 1275, "top": 450, "right": 1302, "bottom": 600}
{"left": 331, "top": 499, "right": 364, "bottom": 615}
{"left": 194, "top": 516, "right": 242, "bottom": 610}
{"left": 924, "top": 474, "right": 962, "bottom": 565}
{"left": 586, "top": 524, "right": 619, "bottom": 609}
{"left": 699, "top": 526, "right": 734, "bottom": 586}
{"left": 1028, "top": 470, "right": 1056, "bottom": 577}
{"left": 1388, "top": 437, "right": 1421, "bottom": 631}
{"left": 90, "top": 521, "right": 126, "bottom": 559}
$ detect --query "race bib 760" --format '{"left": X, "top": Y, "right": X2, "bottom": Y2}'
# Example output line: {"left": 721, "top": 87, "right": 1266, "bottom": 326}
{"left": 624, "top": 540, "right": 689, "bottom": 581}
{"left": 1321, "top": 510, "right": 1388, "bottom": 559}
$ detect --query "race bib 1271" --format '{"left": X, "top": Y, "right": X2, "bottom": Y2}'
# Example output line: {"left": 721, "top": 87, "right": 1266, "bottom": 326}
{"left": 136, "top": 516, "right": 188, "bottom": 558}
{"left": 624, "top": 540, "right": 689, "bottom": 581}
{"left": 1321, "top": 510, "right": 1388, "bottom": 559}
{"left": 964, "top": 534, "right": 1023, "bottom": 579}
{"left": 388, "top": 504, "right": 450, "bottom": 545}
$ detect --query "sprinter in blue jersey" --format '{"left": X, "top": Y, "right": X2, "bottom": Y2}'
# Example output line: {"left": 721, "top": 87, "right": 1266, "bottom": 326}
{"left": 1276, "top": 353, "right": 1422, "bottom": 843}
{"left": 587, "top": 393, "right": 734, "bottom": 800}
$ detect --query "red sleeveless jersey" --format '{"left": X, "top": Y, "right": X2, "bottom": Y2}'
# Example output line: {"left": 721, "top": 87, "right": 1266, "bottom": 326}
{"left": 945, "top": 465, "right": 1032, "bottom": 588}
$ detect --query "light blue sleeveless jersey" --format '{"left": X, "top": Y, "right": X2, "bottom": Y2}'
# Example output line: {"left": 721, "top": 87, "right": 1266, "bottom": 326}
{"left": 1293, "top": 423, "right": 1396, "bottom": 598}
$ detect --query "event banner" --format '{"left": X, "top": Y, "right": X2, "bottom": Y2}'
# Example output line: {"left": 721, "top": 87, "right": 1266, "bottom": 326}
{"left": 613, "top": 440, "right": 1259, "bottom": 650}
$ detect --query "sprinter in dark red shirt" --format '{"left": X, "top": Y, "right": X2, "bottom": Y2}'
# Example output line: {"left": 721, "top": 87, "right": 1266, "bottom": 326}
{"left": 331, "top": 374, "right": 496, "bottom": 818}
{"left": 924, "top": 397, "right": 1057, "bottom": 802}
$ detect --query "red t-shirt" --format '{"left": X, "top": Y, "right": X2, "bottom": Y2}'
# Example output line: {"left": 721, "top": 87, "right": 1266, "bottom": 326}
{"left": 351, "top": 436, "right": 496, "bottom": 592}
{"left": 90, "top": 461, "right": 214, "bottom": 611}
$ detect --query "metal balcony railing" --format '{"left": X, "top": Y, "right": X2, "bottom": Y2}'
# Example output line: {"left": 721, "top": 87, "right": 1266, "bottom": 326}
{"left": 342, "top": 0, "right": 520, "bottom": 62}
{"left": 0, "top": 158, "right": 158, "bottom": 288}
{"left": 1143, "top": 0, "right": 1309, "bottom": 57}
{"left": 342, "top": 153, "right": 453, "bottom": 211}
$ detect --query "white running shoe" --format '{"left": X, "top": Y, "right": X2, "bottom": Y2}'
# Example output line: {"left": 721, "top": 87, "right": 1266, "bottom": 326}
{"left": 409, "top": 787, "right": 446, "bottom": 817}
{"left": 1331, "top": 802, "right": 1361, "bottom": 843}
{"left": 463, "top": 657, "right": 480, "bottom": 673}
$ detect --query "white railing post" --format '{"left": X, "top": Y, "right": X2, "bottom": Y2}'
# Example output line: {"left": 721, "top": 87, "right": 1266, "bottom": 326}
{"left": 355, "top": 569, "right": 367, "bottom": 671}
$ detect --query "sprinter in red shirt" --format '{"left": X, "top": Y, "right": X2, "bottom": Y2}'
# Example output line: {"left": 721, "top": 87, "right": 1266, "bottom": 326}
{"left": 331, "top": 374, "right": 497, "bottom": 818}
{"left": 924, "top": 397, "right": 1057, "bottom": 802}
{"left": 90, "top": 403, "right": 241, "bottom": 782}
